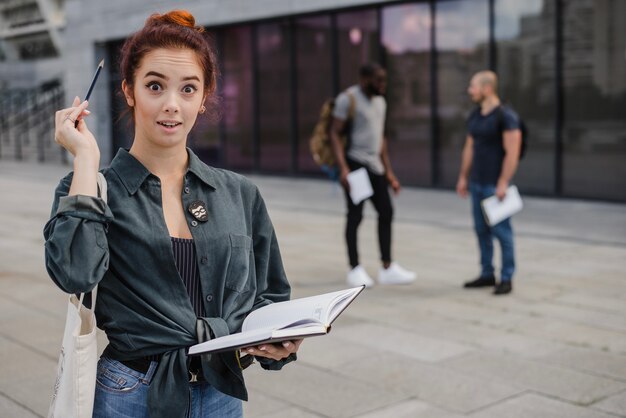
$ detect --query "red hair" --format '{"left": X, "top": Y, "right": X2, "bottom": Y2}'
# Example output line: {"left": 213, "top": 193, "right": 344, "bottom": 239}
{"left": 119, "top": 10, "right": 218, "bottom": 110}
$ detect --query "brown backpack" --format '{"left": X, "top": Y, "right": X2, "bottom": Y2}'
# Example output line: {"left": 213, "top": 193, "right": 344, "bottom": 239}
{"left": 309, "top": 93, "right": 356, "bottom": 168}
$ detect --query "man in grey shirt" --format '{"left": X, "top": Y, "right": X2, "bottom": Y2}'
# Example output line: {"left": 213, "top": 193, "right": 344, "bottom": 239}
{"left": 329, "top": 63, "right": 416, "bottom": 288}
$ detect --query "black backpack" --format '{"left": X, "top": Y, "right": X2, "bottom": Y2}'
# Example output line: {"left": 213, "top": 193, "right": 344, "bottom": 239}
{"left": 496, "top": 105, "right": 528, "bottom": 160}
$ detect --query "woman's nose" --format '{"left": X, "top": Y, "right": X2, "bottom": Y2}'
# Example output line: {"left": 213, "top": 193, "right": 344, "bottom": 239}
{"left": 163, "top": 93, "right": 180, "bottom": 113}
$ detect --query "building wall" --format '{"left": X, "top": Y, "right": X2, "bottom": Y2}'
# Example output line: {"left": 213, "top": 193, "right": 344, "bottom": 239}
{"left": 60, "top": 0, "right": 396, "bottom": 163}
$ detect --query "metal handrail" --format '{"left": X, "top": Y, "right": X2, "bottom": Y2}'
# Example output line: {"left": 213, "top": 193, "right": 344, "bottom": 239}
{"left": 0, "top": 79, "right": 66, "bottom": 163}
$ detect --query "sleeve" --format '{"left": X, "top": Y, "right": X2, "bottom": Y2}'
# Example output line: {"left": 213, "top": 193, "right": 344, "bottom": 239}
{"left": 332, "top": 92, "right": 350, "bottom": 121}
{"left": 250, "top": 186, "right": 297, "bottom": 370}
{"left": 43, "top": 172, "right": 114, "bottom": 294}
{"left": 502, "top": 108, "right": 521, "bottom": 131}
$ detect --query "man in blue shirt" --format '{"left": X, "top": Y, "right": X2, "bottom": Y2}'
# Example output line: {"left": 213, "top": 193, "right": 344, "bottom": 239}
{"left": 456, "top": 71, "right": 522, "bottom": 295}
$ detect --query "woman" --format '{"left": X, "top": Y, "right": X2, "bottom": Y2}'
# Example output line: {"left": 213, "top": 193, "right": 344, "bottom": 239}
{"left": 45, "top": 10, "right": 301, "bottom": 418}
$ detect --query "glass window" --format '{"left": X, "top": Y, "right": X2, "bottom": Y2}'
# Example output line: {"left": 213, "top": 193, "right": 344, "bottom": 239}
{"left": 337, "top": 9, "right": 380, "bottom": 91}
{"left": 107, "top": 39, "right": 134, "bottom": 155}
{"left": 294, "top": 15, "right": 334, "bottom": 175}
{"left": 188, "top": 31, "right": 221, "bottom": 167}
{"left": 221, "top": 25, "right": 254, "bottom": 171}
{"left": 257, "top": 21, "right": 292, "bottom": 173}
{"left": 562, "top": 0, "right": 626, "bottom": 200}
{"left": 382, "top": 3, "right": 431, "bottom": 186}
{"left": 435, "top": 0, "right": 489, "bottom": 188}
{"left": 495, "top": 0, "right": 556, "bottom": 194}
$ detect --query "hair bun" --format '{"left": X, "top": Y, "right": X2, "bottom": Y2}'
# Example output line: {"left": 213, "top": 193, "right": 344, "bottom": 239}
{"left": 147, "top": 10, "right": 205, "bottom": 33}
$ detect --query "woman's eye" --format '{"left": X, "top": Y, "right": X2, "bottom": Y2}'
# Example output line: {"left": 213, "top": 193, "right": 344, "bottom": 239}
{"left": 146, "top": 82, "right": 161, "bottom": 92}
{"left": 183, "top": 85, "right": 197, "bottom": 94}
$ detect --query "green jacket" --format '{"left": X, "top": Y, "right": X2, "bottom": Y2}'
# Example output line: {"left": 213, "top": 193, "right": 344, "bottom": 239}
{"left": 44, "top": 148, "right": 294, "bottom": 418}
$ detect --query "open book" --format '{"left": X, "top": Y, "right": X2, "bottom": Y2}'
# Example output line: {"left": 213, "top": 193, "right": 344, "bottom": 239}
{"left": 188, "top": 286, "right": 365, "bottom": 355}
{"left": 481, "top": 185, "right": 523, "bottom": 226}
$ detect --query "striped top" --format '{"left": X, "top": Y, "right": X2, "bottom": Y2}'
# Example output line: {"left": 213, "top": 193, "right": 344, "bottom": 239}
{"left": 171, "top": 237, "right": 205, "bottom": 318}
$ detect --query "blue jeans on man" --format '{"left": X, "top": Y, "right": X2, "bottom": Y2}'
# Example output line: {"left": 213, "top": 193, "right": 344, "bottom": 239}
{"left": 470, "top": 182, "right": 515, "bottom": 282}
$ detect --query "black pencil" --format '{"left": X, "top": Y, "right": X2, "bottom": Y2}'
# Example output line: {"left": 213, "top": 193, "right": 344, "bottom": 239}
{"left": 85, "top": 59, "right": 105, "bottom": 101}
{"left": 75, "top": 59, "right": 104, "bottom": 128}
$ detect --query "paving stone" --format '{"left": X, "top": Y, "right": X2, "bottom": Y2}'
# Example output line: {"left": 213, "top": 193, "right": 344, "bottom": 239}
{"left": 539, "top": 347, "right": 626, "bottom": 381}
{"left": 470, "top": 393, "right": 618, "bottom": 418}
{"left": 554, "top": 292, "right": 626, "bottom": 317}
{"left": 253, "top": 407, "right": 325, "bottom": 418}
{"left": 514, "top": 316, "right": 626, "bottom": 354}
{"left": 244, "top": 362, "right": 409, "bottom": 418}
{"left": 244, "top": 390, "right": 305, "bottom": 417}
{"left": 336, "top": 322, "right": 473, "bottom": 363}
{"left": 354, "top": 398, "right": 464, "bottom": 418}
{"left": 334, "top": 353, "right": 523, "bottom": 413}
{"left": 1, "top": 161, "right": 626, "bottom": 417}
{"left": 0, "top": 394, "right": 40, "bottom": 418}
{"left": 0, "top": 335, "right": 58, "bottom": 415}
{"left": 592, "top": 390, "right": 626, "bottom": 417}
{"left": 296, "top": 333, "right": 381, "bottom": 371}
{"left": 445, "top": 351, "right": 626, "bottom": 405}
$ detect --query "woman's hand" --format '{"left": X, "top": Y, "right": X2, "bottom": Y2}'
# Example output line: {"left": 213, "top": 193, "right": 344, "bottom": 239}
{"left": 242, "top": 339, "right": 303, "bottom": 361}
{"left": 54, "top": 96, "right": 99, "bottom": 163}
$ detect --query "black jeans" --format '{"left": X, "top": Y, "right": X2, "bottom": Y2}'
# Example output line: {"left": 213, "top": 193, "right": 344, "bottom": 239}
{"left": 344, "top": 159, "right": 393, "bottom": 268}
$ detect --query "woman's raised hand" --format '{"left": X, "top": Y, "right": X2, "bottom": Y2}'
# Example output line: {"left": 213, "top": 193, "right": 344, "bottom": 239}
{"left": 54, "top": 96, "right": 100, "bottom": 163}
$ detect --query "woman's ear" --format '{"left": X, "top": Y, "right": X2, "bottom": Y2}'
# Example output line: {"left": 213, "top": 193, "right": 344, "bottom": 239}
{"left": 121, "top": 80, "right": 135, "bottom": 107}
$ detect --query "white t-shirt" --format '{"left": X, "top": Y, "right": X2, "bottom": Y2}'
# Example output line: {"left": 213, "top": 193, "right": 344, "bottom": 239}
{"left": 332, "top": 85, "right": 386, "bottom": 175}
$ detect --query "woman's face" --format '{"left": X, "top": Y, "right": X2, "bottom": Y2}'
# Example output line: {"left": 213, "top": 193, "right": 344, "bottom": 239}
{"left": 123, "top": 48, "right": 205, "bottom": 149}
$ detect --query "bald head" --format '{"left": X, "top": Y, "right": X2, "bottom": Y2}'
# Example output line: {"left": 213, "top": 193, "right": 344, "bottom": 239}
{"left": 468, "top": 70, "right": 499, "bottom": 104}
{"left": 473, "top": 71, "right": 498, "bottom": 91}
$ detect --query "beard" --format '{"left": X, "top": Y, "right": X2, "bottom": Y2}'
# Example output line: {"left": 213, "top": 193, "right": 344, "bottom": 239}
{"left": 367, "top": 83, "right": 383, "bottom": 96}
{"left": 471, "top": 92, "right": 486, "bottom": 104}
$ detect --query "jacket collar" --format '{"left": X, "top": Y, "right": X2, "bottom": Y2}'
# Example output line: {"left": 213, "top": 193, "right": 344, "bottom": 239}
{"left": 111, "top": 148, "right": 216, "bottom": 195}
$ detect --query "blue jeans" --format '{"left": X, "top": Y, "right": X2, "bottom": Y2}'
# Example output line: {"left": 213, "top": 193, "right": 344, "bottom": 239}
{"left": 93, "top": 357, "right": 243, "bottom": 418}
{"left": 470, "top": 182, "right": 515, "bottom": 281}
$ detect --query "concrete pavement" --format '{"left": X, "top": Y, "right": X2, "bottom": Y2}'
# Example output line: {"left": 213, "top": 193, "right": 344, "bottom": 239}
{"left": 0, "top": 160, "right": 625, "bottom": 417}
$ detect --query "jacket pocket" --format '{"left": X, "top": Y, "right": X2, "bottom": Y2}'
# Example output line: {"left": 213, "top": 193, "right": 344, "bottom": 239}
{"left": 225, "top": 234, "right": 252, "bottom": 293}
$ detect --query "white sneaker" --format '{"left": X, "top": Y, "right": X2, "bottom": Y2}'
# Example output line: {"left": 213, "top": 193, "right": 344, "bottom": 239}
{"left": 347, "top": 265, "right": 375, "bottom": 288}
{"left": 378, "top": 262, "right": 416, "bottom": 285}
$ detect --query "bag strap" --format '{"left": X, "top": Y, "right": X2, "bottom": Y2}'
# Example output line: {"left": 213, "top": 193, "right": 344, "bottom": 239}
{"left": 97, "top": 172, "right": 108, "bottom": 204}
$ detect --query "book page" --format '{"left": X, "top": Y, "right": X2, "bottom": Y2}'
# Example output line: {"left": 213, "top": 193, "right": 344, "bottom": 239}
{"left": 242, "top": 287, "right": 363, "bottom": 332}
{"left": 188, "top": 322, "right": 329, "bottom": 355}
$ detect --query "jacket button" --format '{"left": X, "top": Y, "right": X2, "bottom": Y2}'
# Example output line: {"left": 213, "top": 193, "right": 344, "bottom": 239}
{"left": 184, "top": 187, "right": 190, "bottom": 194}
{"left": 200, "top": 256, "right": 208, "bottom": 264}
{"left": 206, "top": 294, "right": 213, "bottom": 302}
{"left": 191, "top": 220, "right": 198, "bottom": 227}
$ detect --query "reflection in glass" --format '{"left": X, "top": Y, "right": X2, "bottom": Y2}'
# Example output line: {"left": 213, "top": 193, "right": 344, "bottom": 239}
{"left": 436, "top": 0, "right": 489, "bottom": 188}
{"left": 495, "top": 0, "right": 555, "bottom": 193}
{"left": 257, "top": 21, "right": 292, "bottom": 172}
{"left": 382, "top": 3, "right": 431, "bottom": 186}
{"left": 562, "top": 0, "right": 626, "bottom": 200}
{"left": 295, "top": 16, "right": 334, "bottom": 174}
{"left": 337, "top": 10, "right": 380, "bottom": 91}
{"left": 188, "top": 31, "right": 221, "bottom": 166}
{"left": 221, "top": 25, "right": 254, "bottom": 170}
{"left": 107, "top": 39, "right": 134, "bottom": 155}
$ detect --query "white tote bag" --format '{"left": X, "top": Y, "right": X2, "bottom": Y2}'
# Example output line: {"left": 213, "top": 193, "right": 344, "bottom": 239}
{"left": 48, "top": 173, "right": 107, "bottom": 418}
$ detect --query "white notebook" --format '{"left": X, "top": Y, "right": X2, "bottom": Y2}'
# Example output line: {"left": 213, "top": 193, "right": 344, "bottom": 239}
{"left": 188, "top": 286, "right": 365, "bottom": 355}
{"left": 481, "top": 185, "right": 523, "bottom": 226}
{"left": 347, "top": 168, "right": 373, "bottom": 205}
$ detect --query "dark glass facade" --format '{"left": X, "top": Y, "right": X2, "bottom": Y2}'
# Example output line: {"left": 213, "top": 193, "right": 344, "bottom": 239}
{"left": 106, "top": 0, "right": 626, "bottom": 201}
{"left": 495, "top": 0, "right": 557, "bottom": 194}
